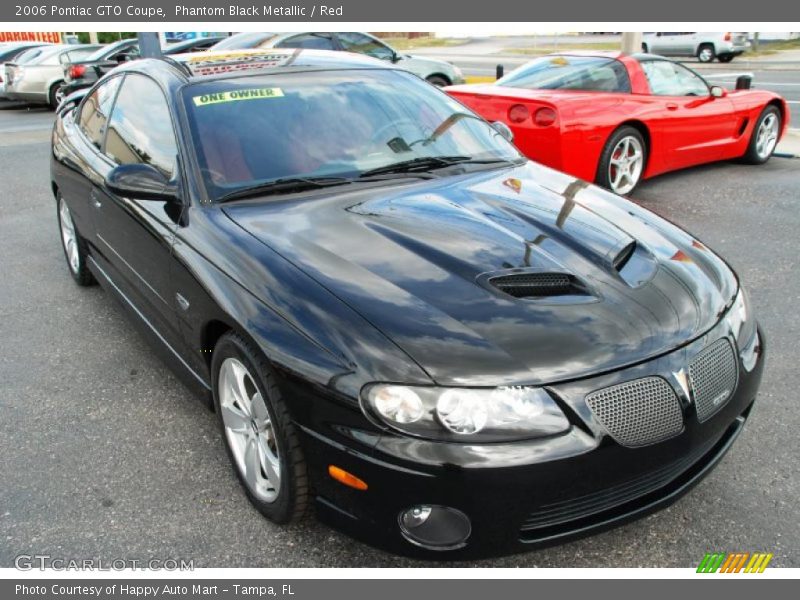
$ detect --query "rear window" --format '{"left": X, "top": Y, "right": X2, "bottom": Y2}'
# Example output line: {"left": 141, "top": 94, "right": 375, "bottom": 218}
{"left": 497, "top": 56, "right": 631, "bottom": 93}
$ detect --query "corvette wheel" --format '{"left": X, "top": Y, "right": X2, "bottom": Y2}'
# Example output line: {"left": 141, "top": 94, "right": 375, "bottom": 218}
{"left": 697, "top": 44, "right": 715, "bottom": 63}
{"left": 743, "top": 106, "right": 781, "bottom": 164}
{"left": 212, "top": 332, "right": 308, "bottom": 523}
{"left": 597, "top": 127, "right": 646, "bottom": 196}
{"left": 57, "top": 194, "right": 95, "bottom": 286}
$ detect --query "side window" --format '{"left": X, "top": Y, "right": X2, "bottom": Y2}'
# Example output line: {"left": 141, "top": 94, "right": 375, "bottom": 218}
{"left": 110, "top": 45, "right": 140, "bottom": 63}
{"left": 641, "top": 61, "right": 709, "bottom": 96}
{"left": 104, "top": 74, "right": 178, "bottom": 178}
{"left": 78, "top": 75, "right": 123, "bottom": 150}
{"left": 337, "top": 33, "right": 394, "bottom": 61}
{"left": 277, "top": 34, "right": 336, "bottom": 51}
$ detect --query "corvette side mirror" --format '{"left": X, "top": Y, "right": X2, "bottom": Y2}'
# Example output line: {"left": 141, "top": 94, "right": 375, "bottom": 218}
{"left": 491, "top": 121, "right": 514, "bottom": 143}
{"left": 106, "top": 163, "right": 179, "bottom": 202}
{"left": 710, "top": 86, "right": 727, "bottom": 98}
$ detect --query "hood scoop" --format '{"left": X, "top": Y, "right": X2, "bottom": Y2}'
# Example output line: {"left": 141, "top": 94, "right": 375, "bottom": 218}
{"left": 483, "top": 270, "right": 593, "bottom": 302}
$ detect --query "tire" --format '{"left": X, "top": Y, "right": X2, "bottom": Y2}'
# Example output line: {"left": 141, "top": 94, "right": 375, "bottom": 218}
{"left": 595, "top": 126, "right": 648, "bottom": 196}
{"left": 426, "top": 75, "right": 450, "bottom": 87}
{"left": 697, "top": 44, "right": 716, "bottom": 63}
{"left": 211, "top": 332, "right": 308, "bottom": 524}
{"left": 641, "top": 43, "right": 649, "bottom": 53}
{"left": 48, "top": 81, "right": 65, "bottom": 110}
{"left": 57, "top": 193, "right": 95, "bottom": 286}
{"left": 718, "top": 54, "right": 734, "bottom": 63}
{"left": 742, "top": 105, "right": 782, "bottom": 165}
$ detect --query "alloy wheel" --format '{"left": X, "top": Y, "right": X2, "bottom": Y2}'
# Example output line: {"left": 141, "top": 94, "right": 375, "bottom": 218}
{"left": 218, "top": 357, "right": 282, "bottom": 503}
{"left": 58, "top": 198, "right": 80, "bottom": 274}
{"left": 608, "top": 136, "right": 644, "bottom": 195}
{"left": 755, "top": 113, "right": 779, "bottom": 160}
{"left": 698, "top": 47, "right": 714, "bottom": 62}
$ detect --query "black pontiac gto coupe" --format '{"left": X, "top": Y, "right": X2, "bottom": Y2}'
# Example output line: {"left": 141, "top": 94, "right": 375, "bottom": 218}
{"left": 50, "top": 49, "right": 764, "bottom": 559}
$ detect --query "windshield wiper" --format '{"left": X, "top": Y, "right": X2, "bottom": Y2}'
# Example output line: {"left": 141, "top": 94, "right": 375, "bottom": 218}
{"left": 217, "top": 176, "right": 352, "bottom": 203}
{"left": 360, "top": 156, "right": 520, "bottom": 178}
{"left": 359, "top": 155, "right": 473, "bottom": 177}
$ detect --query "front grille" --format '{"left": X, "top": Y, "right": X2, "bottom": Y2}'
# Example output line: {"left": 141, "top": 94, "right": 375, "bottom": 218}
{"left": 489, "top": 272, "right": 587, "bottom": 298}
{"left": 689, "top": 338, "right": 738, "bottom": 422}
{"left": 520, "top": 436, "right": 716, "bottom": 532}
{"left": 585, "top": 377, "right": 684, "bottom": 447}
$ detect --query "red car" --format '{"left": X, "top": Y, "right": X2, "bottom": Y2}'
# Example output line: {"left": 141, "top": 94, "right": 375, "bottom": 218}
{"left": 446, "top": 52, "right": 789, "bottom": 195}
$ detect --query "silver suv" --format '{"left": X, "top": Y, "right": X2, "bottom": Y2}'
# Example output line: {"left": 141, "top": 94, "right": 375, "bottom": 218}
{"left": 642, "top": 32, "right": 750, "bottom": 63}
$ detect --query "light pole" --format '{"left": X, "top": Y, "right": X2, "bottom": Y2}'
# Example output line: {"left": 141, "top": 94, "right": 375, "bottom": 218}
{"left": 621, "top": 32, "right": 643, "bottom": 54}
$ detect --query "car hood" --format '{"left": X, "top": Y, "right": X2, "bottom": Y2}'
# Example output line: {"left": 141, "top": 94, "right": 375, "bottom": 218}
{"left": 223, "top": 162, "right": 737, "bottom": 386}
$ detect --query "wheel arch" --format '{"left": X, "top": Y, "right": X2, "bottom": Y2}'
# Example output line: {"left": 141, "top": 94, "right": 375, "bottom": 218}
{"left": 767, "top": 98, "right": 787, "bottom": 139}
{"left": 610, "top": 119, "right": 653, "bottom": 170}
{"left": 426, "top": 72, "right": 452, "bottom": 85}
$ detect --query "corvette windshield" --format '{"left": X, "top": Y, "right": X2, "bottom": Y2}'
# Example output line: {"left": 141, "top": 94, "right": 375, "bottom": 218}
{"left": 497, "top": 56, "right": 631, "bottom": 93}
{"left": 182, "top": 69, "right": 521, "bottom": 201}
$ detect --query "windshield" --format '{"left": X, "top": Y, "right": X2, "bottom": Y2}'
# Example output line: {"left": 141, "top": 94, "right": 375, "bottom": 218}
{"left": 497, "top": 56, "right": 631, "bottom": 93}
{"left": 212, "top": 33, "right": 279, "bottom": 50}
{"left": 183, "top": 69, "right": 521, "bottom": 201}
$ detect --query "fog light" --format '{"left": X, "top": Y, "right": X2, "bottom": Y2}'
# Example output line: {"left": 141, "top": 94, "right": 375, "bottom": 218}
{"left": 398, "top": 505, "right": 471, "bottom": 550}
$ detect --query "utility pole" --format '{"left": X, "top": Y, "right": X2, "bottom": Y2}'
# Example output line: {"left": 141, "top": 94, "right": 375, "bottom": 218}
{"left": 752, "top": 32, "right": 760, "bottom": 52}
{"left": 621, "top": 32, "right": 643, "bottom": 54}
{"left": 138, "top": 32, "right": 162, "bottom": 58}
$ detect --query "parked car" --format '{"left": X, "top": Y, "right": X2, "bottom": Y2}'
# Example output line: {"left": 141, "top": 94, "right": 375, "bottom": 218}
{"left": 3, "top": 44, "right": 100, "bottom": 108}
{"left": 61, "top": 36, "right": 226, "bottom": 99}
{"left": 51, "top": 49, "right": 764, "bottom": 559}
{"left": 642, "top": 32, "right": 749, "bottom": 63}
{"left": 446, "top": 52, "right": 788, "bottom": 195}
{"left": 212, "top": 31, "right": 465, "bottom": 86}
{"left": 0, "top": 41, "right": 52, "bottom": 98}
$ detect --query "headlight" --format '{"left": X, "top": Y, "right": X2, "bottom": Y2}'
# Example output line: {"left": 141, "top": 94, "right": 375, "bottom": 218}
{"left": 362, "top": 384, "right": 570, "bottom": 442}
{"left": 452, "top": 65, "right": 464, "bottom": 79}
{"left": 728, "top": 286, "right": 755, "bottom": 350}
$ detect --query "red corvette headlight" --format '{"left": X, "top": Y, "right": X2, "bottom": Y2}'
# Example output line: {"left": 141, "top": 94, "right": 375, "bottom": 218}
{"left": 508, "top": 104, "right": 529, "bottom": 124}
{"left": 533, "top": 107, "right": 557, "bottom": 127}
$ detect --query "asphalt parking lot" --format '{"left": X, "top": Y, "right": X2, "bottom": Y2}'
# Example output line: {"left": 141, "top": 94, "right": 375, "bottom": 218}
{"left": 0, "top": 104, "right": 798, "bottom": 568}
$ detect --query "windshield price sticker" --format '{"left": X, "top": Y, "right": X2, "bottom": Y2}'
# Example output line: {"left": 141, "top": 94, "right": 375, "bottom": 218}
{"left": 193, "top": 88, "right": 284, "bottom": 107}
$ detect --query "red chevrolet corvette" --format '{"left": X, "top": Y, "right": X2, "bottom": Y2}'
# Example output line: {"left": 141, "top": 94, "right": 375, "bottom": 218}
{"left": 446, "top": 52, "right": 789, "bottom": 194}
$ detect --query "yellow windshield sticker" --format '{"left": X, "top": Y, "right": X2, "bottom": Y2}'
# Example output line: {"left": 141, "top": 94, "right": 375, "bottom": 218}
{"left": 192, "top": 88, "right": 284, "bottom": 106}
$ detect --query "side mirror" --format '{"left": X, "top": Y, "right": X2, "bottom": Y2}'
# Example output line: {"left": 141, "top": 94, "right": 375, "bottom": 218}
{"left": 491, "top": 121, "right": 514, "bottom": 143}
{"left": 710, "top": 86, "right": 727, "bottom": 98}
{"left": 106, "top": 163, "right": 179, "bottom": 202}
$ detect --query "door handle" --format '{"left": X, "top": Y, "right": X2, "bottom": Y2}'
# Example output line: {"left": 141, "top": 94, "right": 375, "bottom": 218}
{"left": 90, "top": 189, "right": 102, "bottom": 208}
{"left": 666, "top": 103, "right": 679, "bottom": 111}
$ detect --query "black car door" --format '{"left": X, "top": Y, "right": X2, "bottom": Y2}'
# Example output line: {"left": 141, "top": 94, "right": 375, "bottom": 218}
{"left": 91, "top": 72, "right": 184, "bottom": 351}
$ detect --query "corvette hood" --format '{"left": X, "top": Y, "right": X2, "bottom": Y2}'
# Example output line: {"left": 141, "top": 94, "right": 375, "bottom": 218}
{"left": 223, "top": 162, "right": 737, "bottom": 386}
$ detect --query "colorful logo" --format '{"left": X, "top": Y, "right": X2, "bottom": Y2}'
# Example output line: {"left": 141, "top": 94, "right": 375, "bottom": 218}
{"left": 696, "top": 552, "right": 773, "bottom": 573}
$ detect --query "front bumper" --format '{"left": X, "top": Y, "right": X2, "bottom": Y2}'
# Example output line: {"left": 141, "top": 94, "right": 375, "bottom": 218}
{"left": 296, "top": 321, "right": 765, "bottom": 559}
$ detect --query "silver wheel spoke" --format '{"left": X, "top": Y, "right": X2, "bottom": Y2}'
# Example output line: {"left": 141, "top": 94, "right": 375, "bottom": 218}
{"left": 221, "top": 401, "right": 249, "bottom": 433}
{"left": 243, "top": 436, "right": 260, "bottom": 490}
{"left": 257, "top": 436, "right": 281, "bottom": 490}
